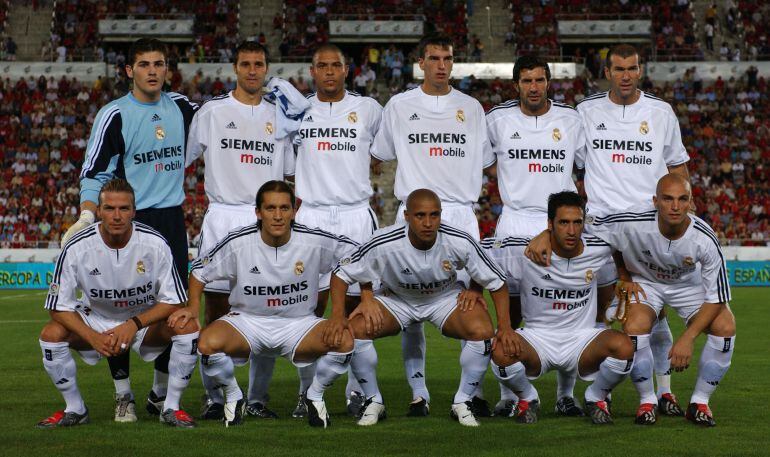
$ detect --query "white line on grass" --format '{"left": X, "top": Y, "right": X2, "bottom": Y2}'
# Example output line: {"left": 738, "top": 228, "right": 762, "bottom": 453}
{"left": 0, "top": 292, "right": 47, "bottom": 301}
{"left": 0, "top": 319, "right": 46, "bottom": 324}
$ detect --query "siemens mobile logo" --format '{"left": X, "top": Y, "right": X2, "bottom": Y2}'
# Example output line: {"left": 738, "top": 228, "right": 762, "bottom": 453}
{"left": 134, "top": 146, "right": 182, "bottom": 164}
{"left": 299, "top": 127, "right": 359, "bottom": 152}
{"left": 243, "top": 280, "right": 310, "bottom": 307}
{"left": 88, "top": 281, "right": 155, "bottom": 307}
{"left": 508, "top": 149, "right": 567, "bottom": 173}
{"left": 408, "top": 133, "right": 467, "bottom": 158}
{"left": 592, "top": 139, "right": 654, "bottom": 165}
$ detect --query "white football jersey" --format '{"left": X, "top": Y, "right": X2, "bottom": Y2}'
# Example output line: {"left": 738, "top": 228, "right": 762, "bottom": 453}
{"left": 482, "top": 235, "right": 612, "bottom": 331}
{"left": 334, "top": 223, "right": 506, "bottom": 305}
{"left": 295, "top": 91, "right": 382, "bottom": 205}
{"left": 190, "top": 223, "right": 357, "bottom": 317}
{"left": 576, "top": 91, "right": 689, "bottom": 216}
{"left": 588, "top": 209, "right": 730, "bottom": 304}
{"left": 486, "top": 100, "right": 582, "bottom": 214}
{"left": 372, "top": 87, "right": 494, "bottom": 204}
{"left": 186, "top": 92, "right": 295, "bottom": 205}
{"left": 44, "top": 222, "right": 187, "bottom": 320}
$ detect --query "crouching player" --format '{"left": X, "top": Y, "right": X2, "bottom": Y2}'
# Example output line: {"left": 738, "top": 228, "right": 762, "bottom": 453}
{"left": 37, "top": 179, "right": 199, "bottom": 428}
{"left": 329, "top": 189, "right": 517, "bottom": 427}
{"left": 181, "top": 181, "right": 358, "bottom": 428}
{"left": 590, "top": 174, "right": 734, "bottom": 426}
{"left": 483, "top": 191, "right": 634, "bottom": 424}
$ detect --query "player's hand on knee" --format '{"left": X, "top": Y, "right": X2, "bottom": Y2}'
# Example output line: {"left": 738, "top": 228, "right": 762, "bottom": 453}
{"left": 618, "top": 280, "right": 647, "bottom": 305}
{"left": 457, "top": 289, "right": 484, "bottom": 312}
{"left": 524, "top": 230, "right": 552, "bottom": 266}
{"left": 350, "top": 297, "right": 383, "bottom": 336}
{"left": 323, "top": 316, "right": 349, "bottom": 347}
{"left": 61, "top": 210, "right": 95, "bottom": 245}
{"left": 88, "top": 332, "right": 117, "bottom": 357}
{"left": 669, "top": 337, "right": 694, "bottom": 372}
{"left": 104, "top": 322, "right": 138, "bottom": 354}
{"left": 494, "top": 327, "right": 520, "bottom": 357}
{"left": 168, "top": 307, "right": 198, "bottom": 330}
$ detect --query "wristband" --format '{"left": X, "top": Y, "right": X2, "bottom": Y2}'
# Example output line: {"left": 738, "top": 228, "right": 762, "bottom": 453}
{"left": 131, "top": 316, "right": 143, "bottom": 330}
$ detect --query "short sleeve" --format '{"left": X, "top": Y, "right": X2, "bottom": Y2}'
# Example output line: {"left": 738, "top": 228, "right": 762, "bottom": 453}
{"left": 155, "top": 244, "right": 188, "bottom": 305}
{"left": 371, "top": 100, "right": 397, "bottom": 161}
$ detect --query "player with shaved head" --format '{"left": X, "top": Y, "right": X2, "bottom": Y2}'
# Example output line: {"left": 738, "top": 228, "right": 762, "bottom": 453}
{"left": 327, "top": 189, "right": 516, "bottom": 427}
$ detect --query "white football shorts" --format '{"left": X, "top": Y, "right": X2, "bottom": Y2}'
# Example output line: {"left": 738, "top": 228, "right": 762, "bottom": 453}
{"left": 74, "top": 304, "right": 163, "bottom": 365}
{"left": 516, "top": 326, "right": 605, "bottom": 381}
{"left": 636, "top": 280, "right": 707, "bottom": 323}
{"left": 375, "top": 289, "right": 460, "bottom": 332}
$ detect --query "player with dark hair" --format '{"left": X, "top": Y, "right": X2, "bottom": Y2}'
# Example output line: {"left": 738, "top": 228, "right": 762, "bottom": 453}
{"left": 64, "top": 37, "right": 198, "bottom": 422}
{"left": 37, "top": 179, "right": 199, "bottom": 429}
{"left": 483, "top": 191, "right": 634, "bottom": 425}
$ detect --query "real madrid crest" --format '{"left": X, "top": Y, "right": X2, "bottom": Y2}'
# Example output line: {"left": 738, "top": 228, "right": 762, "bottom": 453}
{"left": 155, "top": 125, "right": 165, "bottom": 140}
{"left": 442, "top": 260, "right": 453, "bottom": 272}
{"left": 49, "top": 283, "right": 59, "bottom": 296}
{"left": 639, "top": 121, "right": 649, "bottom": 135}
{"left": 585, "top": 269, "right": 594, "bottom": 283}
{"left": 456, "top": 109, "right": 465, "bottom": 123}
{"left": 493, "top": 240, "right": 503, "bottom": 249}
{"left": 294, "top": 260, "right": 304, "bottom": 275}
{"left": 340, "top": 257, "right": 351, "bottom": 266}
{"left": 265, "top": 122, "right": 274, "bottom": 135}
{"left": 552, "top": 128, "right": 561, "bottom": 142}
{"left": 202, "top": 256, "right": 211, "bottom": 265}
{"left": 348, "top": 112, "right": 358, "bottom": 124}
{"left": 585, "top": 214, "right": 595, "bottom": 225}
{"left": 136, "top": 261, "right": 146, "bottom": 275}
{"left": 683, "top": 256, "right": 695, "bottom": 266}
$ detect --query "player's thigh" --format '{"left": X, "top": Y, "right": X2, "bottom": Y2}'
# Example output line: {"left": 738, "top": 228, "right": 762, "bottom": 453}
{"left": 344, "top": 294, "right": 360, "bottom": 316}
{"left": 294, "top": 319, "right": 354, "bottom": 362}
{"left": 39, "top": 318, "right": 90, "bottom": 350}
{"left": 204, "top": 291, "right": 230, "bottom": 324}
{"left": 143, "top": 313, "right": 199, "bottom": 346}
{"left": 442, "top": 302, "right": 494, "bottom": 341}
{"left": 578, "top": 329, "right": 634, "bottom": 375}
{"left": 493, "top": 328, "right": 541, "bottom": 376}
{"left": 198, "top": 320, "right": 250, "bottom": 357}
{"left": 348, "top": 299, "right": 402, "bottom": 340}
{"left": 623, "top": 301, "right": 658, "bottom": 334}
{"left": 705, "top": 303, "right": 736, "bottom": 337}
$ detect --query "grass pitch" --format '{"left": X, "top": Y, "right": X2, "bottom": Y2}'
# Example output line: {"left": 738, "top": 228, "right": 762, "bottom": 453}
{"left": 1, "top": 288, "right": 769, "bottom": 457}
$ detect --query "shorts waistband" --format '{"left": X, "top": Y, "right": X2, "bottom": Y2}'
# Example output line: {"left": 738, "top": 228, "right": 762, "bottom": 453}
{"left": 398, "top": 200, "right": 471, "bottom": 209}
{"left": 502, "top": 205, "right": 547, "bottom": 218}
{"left": 299, "top": 200, "right": 371, "bottom": 212}
{"left": 207, "top": 202, "right": 256, "bottom": 212}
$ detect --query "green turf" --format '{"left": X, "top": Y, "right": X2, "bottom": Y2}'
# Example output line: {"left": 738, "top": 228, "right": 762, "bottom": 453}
{"left": 1, "top": 288, "right": 769, "bottom": 457}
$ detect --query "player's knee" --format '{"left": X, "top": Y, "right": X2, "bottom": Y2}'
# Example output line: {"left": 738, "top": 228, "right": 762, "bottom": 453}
{"left": 491, "top": 344, "right": 516, "bottom": 367}
{"left": 172, "top": 319, "right": 200, "bottom": 335}
{"left": 197, "top": 331, "right": 222, "bottom": 355}
{"left": 709, "top": 310, "right": 736, "bottom": 337}
{"left": 611, "top": 333, "right": 635, "bottom": 360}
{"left": 465, "top": 321, "right": 494, "bottom": 341}
{"left": 39, "top": 321, "right": 69, "bottom": 343}
{"left": 338, "top": 330, "right": 354, "bottom": 353}
{"left": 623, "top": 316, "right": 652, "bottom": 335}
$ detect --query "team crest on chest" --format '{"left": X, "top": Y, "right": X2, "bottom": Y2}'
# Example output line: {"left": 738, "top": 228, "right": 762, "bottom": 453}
{"left": 442, "top": 260, "right": 453, "bottom": 272}
{"left": 348, "top": 112, "right": 358, "bottom": 124}
{"left": 493, "top": 240, "right": 503, "bottom": 249}
{"left": 585, "top": 269, "right": 594, "bottom": 283}
{"left": 552, "top": 128, "right": 561, "bottom": 142}
{"left": 456, "top": 109, "right": 465, "bottom": 123}
{"left": 683, "top": 256, "right": 695, "bottom": 266}
{"left": 639, "top": 121, "right": 649, "bottom": 135}
{"left": 294, "top": 260, "right": 304, "bottom": 275}
{"left": 265, "top": 122, "right": 274, "bottom": 135}
{"left": 155, "top": 125, "right": 165, "bottom": 140}
{"left": 136, "top": 261, "right": 146, "bottom": 275}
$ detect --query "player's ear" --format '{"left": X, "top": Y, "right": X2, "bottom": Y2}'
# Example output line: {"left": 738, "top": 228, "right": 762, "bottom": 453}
{"left": 125, "top": 64, "right": 134, "bottom": 79}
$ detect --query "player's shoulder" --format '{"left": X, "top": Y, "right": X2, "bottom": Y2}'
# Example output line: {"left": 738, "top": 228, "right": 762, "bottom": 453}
{"left": 60, "top": 225, "right": 100, "bottom": 255}
{"left": 486, "top": 99, "right": 520, "bottom": 119}
{"left": 97, "top": 98, "right": 124, "bottom": 119}
{"left": 582, "top": 234, "right": 611, "bottom": 248}
{"left": 354, "top": 92, "right": 384, "bottom": 110}
{"left": 305, "top": 91, "right": 317, "bottom": 100}
{"left": 197, "top": 92, "right": 232, "bottom": 112}
{"left": 166, "top": 91, "right": 199, "bottom": 110}
{"left": 437, "top": 223, "right": 482, "bottom": 247}
{"left": 366, "top": 223, "right": 408, "bottom": 245}
{"left": 132, "top": 222, "right": 177, "bottom": 251}
{"left": 689, "top": 216, "right": 722, "bottom": 249}
{"left": 591, "top": 208, "right": 657, "bottom": 226}
{"left": 292, "top": 223, "right": 358, "bottom": 247}
{"left": 550, "top": 100, "right": 579, "bottom": 117}
{"left": 575, "top": 91, "right": 608, "bottom": 110}
{"left": 480, "top": 235, "right": 530, "bottom": 253}
{"left": 386, "top": 86, "right": 420, "bottom": 104}
{"left": 641, "top": 91, "right": 673, "bottom": 108}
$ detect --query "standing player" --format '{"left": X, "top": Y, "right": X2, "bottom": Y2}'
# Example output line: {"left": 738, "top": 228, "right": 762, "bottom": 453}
{"left": 184, "top": 41, "right": 296, "bottom": 420}
{"left": 183, "top": 181, "right": 357, "bottom": 428}
{"left": 329, "top": 189, "right": 517, "bottom": 427}
{"left": 529, "top": 44, "right": 691, "bottom": 419}
{"left": 483, "top": 191, "right": 634, "bottom": 425}
{"left": 64, "top": 38, "right": 198, "bottom": 421}
{"left": 372, "top": 33, "right": 494, "bottom": 416}
{"left": 589, "top": 174, "right": 734, "bottom": 426}
{"left": 485, "top": 55, "right": 590, "bottom": 416}
{"left": 37, "top": 179, "right": 199, "bottom": 428}
{"left": 290, "top": 43, "right": 383, "bottom": 417}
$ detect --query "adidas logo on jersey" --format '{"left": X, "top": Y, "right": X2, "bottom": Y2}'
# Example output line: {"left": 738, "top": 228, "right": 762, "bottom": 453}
{"left": 596, "top": 123, "right": 607, "bottom": 131}
{"left": 409, "top": 113, "right": 420, "bottom": 121}
{"left": 510, "top": 132, "right": 521, "bottom": 139}
{"left": 151, "top": 113, "right": 162, "bottom": 122}
{"left": 541, "top": 274, "right": 553, "bottom": 280}
{"left": 304, "top": 115, "right": 313, "bottom": 122}
{"left": 642, "top": 249, "right": 652, "bottom": 256}
{"left": 89, "top": 268, "right": 101, "bottom": 276}
{"left": 250, "top": 266, "right": 261, "bottom": 274}
{"left": 226, "top": 121, "right": 237, "bottom": 129}
{"left": 401, "top": 267, "right": 413, "bottom": 275}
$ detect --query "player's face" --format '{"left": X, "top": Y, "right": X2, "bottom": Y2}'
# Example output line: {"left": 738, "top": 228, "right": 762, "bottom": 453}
{"left": 419, "top": 45, "right": 453, "bottom": 88}
{"left": 257, "top": 191, "right": 294, "bottom": 240}
{"left": 654, "top": 181, "right": 691, "bottom": 226}
{"left": 516, "top": 66, "right": 549, "bottom": 113}
{"left": 549, "top": 206, "right": 583, "bottom": 252}
{"left": 605, "top": 54, "right": 642, "bottom": 101}
{"left": 97, "top": 191, "right": 135, "bottom": 238}
{"left": 126, "top": 51, "right": 167, "bottom": 100}
{"left": 235, "top": 51, "right": 268, "bottom": 95}
{"left": 404, "top": 199, "right": 442, "bottom": 247}
{"left": 310, "top": 50, "right": 348, "bottom": 97}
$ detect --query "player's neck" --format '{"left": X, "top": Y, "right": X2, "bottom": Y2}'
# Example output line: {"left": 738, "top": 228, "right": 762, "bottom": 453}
{"left": 421, "top": 82, "right": 451, "bottom": 96}
{"left": 551, "top": 236, "right": 584, "bottom": 259}
{"left": 233, "top": 86, "right": 262, "bottom": 106}
{"left": 658, "top": 215, "right": 691, "bottom": 241}
{"left": 260, "top": 228, "right": 291, "bottom": 248}
{"left": 519, "top": 99, "right": 550, "bottom": 117}
{"left": 99, "top": 224, "right": 132, "bottom": 250}
{"left": 132, "top": 88, "right": 161, "bottom": 104}
{"left": 317, "top": 89, "right": 345, "bottom": 103}
{"left": 608, "top": 88, "right": 640, "bottom": 105}
{"left": 408, "top": 231, "right": 436, "bottom": 251}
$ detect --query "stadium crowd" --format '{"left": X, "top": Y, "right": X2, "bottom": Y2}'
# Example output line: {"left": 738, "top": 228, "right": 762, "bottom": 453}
{"left": 2, "top": 64, "right": 767, "bottom": 248}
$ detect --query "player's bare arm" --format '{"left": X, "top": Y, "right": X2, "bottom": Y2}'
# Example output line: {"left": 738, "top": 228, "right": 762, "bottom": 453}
{"left": 168, "top": 275, "right": 204, "bottom": 328}
{"left": 669, "top": 302, "right": 723, "bottom": 372}
{"left": 348, "top": 281, "right": 386, "bottom": 337}
{"left": 525, "top": 229, "right": 552, "bottom": 266}
{"left": 50, "top": 310, "right": 117, "bottom": 357}
{"left": 104, "top": 302, "right": 182, "bottom": 354}
{"left": 324, "top": 274, "right": 353, "bottom": 346}
{"left": 488, "top": 286, "right": 519, "bottom": 357}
